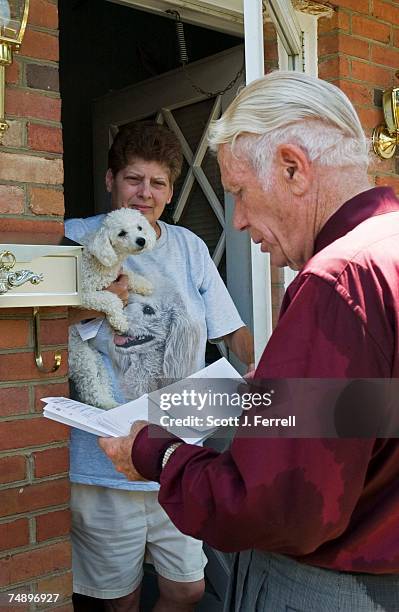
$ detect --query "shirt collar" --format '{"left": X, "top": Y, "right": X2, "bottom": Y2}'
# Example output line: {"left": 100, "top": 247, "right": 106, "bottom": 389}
{"left": 314, "top": 187, "right": 399, "bottom": 255}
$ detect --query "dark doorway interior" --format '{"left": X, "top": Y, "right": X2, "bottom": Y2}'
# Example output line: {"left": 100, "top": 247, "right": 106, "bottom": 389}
{"left": 59, "top": 0, "right": 240, "bottom": 219}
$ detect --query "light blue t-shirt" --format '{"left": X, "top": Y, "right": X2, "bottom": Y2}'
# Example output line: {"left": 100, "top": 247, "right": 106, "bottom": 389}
{"left": 65, "top": 215, "right": 244, "bottom": 490}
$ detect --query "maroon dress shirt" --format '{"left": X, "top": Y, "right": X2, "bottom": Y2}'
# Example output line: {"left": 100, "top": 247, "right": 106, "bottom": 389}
{"left": 132, "top": 187, "right": 399, "bottom": 573}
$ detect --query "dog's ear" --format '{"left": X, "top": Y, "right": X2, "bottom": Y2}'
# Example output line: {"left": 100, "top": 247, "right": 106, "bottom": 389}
{"left": 162, "top": 306, "right": 200, "bottom": 378}
{"left": 87, "top": 226, "right": 118, "bottom": 267}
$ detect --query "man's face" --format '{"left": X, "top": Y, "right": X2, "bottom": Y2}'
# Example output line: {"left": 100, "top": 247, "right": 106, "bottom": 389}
{"left": 106, "top": 158, "right": 173, "bottom": 232}
{"left": 218, "top": 144, "right": 310, "bottom": 270}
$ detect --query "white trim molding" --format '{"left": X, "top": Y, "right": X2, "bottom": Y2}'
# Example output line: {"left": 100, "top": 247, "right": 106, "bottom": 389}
{"left": 108, "top": 0, "right": 245, "bottom": 35}
{"left": 276, "top": 7, "right": 319, "bottom": 291}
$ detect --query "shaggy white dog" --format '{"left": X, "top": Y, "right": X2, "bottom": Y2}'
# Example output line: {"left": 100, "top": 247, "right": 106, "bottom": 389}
{"left": 108, "top": 287, "right": 202, "bottom": 401}
{"left": 69, "top": 208, "right": 157, "bottom": 409}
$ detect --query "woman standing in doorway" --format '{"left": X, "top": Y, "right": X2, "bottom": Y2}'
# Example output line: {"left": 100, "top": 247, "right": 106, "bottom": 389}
{"left": 66, "top": 122, "right": 254, "bottom": 611}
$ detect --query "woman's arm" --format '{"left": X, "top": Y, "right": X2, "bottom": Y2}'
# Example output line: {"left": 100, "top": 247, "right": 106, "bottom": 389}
{"left": 67, "top": 274, "right": 130, "bottom": 325}
{"left": 223, "top": 325, "right": 254, "bottom": 370}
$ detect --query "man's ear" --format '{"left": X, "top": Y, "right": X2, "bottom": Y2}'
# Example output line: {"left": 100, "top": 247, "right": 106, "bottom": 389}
{"left": 275, "top": 144, "right": 311, "bottom": 196}
{"left": 105, "top": 169, "right": 114, "bottom": 193}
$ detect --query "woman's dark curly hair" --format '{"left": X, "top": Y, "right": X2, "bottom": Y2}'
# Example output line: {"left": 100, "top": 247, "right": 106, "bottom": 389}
{"left": 108, "top": 121, "right": 183, "bottom": 185}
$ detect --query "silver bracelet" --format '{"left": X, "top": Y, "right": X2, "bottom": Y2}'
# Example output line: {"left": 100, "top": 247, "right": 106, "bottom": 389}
{"left": 161, "top": 442, "right": 183, "bottom": 470}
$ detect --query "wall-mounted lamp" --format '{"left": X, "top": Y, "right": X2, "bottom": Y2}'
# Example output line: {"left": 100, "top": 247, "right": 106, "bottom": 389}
{"left": 0, "top": 0, "right": 29, "bottom": 142}
{"left": 372, "top": 76, "right": 399, "bottom": 159}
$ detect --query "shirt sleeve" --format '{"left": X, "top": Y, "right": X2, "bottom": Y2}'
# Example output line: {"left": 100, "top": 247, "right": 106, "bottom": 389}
{"left": 64, "top": 218, "right": 88, "bottom": 244}
{"left": 198, "top": 244, "right": 244, "bottom": 341}
{"left": 132, "top": 274, "right": 385, "bottom": 554}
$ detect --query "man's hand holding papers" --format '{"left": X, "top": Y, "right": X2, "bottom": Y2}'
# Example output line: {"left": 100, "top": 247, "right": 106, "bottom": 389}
{"left": 98, "top": 420, "right": 148, "bottom": 481}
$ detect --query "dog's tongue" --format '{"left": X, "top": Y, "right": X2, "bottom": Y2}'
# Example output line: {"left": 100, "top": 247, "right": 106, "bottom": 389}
{"left": 114, "top": 335, "right": 129, "bottom": 346}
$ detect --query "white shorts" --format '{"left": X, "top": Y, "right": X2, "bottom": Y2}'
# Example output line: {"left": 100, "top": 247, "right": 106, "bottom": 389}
{"left": 70, "top": 483, "right": 207, "bottom": 599}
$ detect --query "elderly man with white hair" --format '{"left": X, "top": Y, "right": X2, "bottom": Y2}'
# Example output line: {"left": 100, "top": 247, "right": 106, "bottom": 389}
{"left": 100, "top": 72, "right": 399, "bottom": 611}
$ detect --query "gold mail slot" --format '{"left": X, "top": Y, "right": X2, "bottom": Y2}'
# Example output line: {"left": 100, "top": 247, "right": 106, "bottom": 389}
{"left": 0, "top": 233, "right": 83, "bottom": 308}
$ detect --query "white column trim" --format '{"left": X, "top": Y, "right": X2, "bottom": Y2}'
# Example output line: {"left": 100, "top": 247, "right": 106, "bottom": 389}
{"left": 243, "top": 0, "right": 272, "bottom": 364}
{"left": 277, "top": 10, "right": 319, "bottom": 291}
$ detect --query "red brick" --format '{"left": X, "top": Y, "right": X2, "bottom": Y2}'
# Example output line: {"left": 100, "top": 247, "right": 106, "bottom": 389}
{"left": 337, "top": 80, "right": 373, "bottom": 105}
{"left": 0, "top": 518, "right": 29, "bottom": 551}
{"left": 0, "top": 417, "right": 69, "bottom": 452}
{"left": 334, "top": 0, "right": 369, "bottom": 12}
{"left": 352, "top": 15, "right": 391, "bottom": 44}
{"left": 34, "top": 381, "right": 70, "bottom": 412}
{"left": 271, "top": 287, "right": 285, "bottom": 310}
{"left": 29, "top": 0, "right": 59, "bottom": 30}
{"left": 0, "top": 541, "right": 71, "bottom": 587}
{"left": 263, "top": 21, "right": 277, "bottom": 40}
{"left": 357, "top": 107, "right": 384, "bottom": 128}
{"left": 5, "top": 89, "right": 61, "bottom": 122}
{"left": 0, "top": 478, "right": 70, "bottom": 517}
{"left": 318, "top": 33, "right": 338, "bottom": 56}
{"left": 5, "top": 61, "right": 20, "bottom": 85}
{"left": 20, "top": 29, "right": 59, "bottom": 62}
{"left": 0, "top": 185, "right": 24, "bottom": 214}
{"left": 39, "top": 318, "right": 69, "bottom": 345}
{"left": 0, "top": 320, "right": 30, "bottom": 349}
{"left": 0, "top": 218, "right": 64, "bottom": 235}
{"left": 318, "top": 10, "right": 350, "bottom": 34}
{"left": 36, "top": 508, "right": 71, "bottom": 541}
{"left": 318, "top": 55, "right": 350, "bottom": 80}
{"left": 339, "top": 35, "right": 369, "bottom": 60}
{"left": 28, "top": 123, "right": 63, "bottom": 154}
{"left": 264, "top": 42, "right": 278, "bottom": 63}
{"left": 351, "top": 60, "right": 393, "bottom": 87}
{"left": 0, "top": 603, "right": 29, "bottom": 612}
{"left": 394, "top": 27, "right": 399, "bottom": 47}
{"left": 2, "top": 119, "right": 24, "bottom": 148}
{"left": 0, "top": 151, "right": 63, "bottom": 185}
{"left": 0, "top": 350, "right": 68, "bottom": 385}
{"left": 372, "top": 0, "right": 399, "bottom": 26}
{"left": 41, "top": 306, "right": 69, "bottom": 316}
{"left": 375, "top": 174, "right": 399, "bottom": 194}
{"left": 26, "top": 63, "right": 59, "bottom": 92}
{"left": 34, "top": 446, "right": 69, "bottom": 478}
{"left": 319, "top": 33, "right": 369, "bottom": 60}
{"left": 0, "top": 386, "right": 30, "bottom": 417}
{"left": 0, "top": 455, "right": 27, "bottom": 483}
{"left": 371, "top": 44, "right": 399, "bottom": 68}
{"left": 36, "top": 571, "right": 73, "bottom": 600}
{"left": 29, "top": 186, "right": 64, "bottom": 216}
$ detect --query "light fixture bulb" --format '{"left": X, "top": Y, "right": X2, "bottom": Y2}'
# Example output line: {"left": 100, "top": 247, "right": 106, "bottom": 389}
{"left": 0, "top": 0, "right": 10, "bottom": 29}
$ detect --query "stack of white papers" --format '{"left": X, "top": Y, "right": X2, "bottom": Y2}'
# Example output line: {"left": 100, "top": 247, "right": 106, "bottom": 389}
{"left": 42, "top": 358, "right": 243, "bottom": 445}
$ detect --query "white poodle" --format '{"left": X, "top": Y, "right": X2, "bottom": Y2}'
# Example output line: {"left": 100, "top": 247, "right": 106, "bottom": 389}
{"left": 108, "top": 287, "right": 202, "bottom": 401}
{"left": 69, "top": 208, "right": 157, "bottom": 409}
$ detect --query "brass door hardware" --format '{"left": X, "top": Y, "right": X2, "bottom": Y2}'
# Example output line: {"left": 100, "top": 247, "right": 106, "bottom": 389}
{"left": 373, "top": 73, "right": 399, "bottom": 159}
{"left": 33, "top": 307, "right": 62, "bottom": 374}
{"left": 0, "top": 250, "right": 43, "bottom": 294}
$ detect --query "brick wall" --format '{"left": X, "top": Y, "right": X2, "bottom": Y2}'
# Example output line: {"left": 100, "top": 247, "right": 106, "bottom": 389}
{"left": 0, "top": 0, "right": 72, "bottom": 609}
{"left": 319, "top": 0, "right": 399, "bottom": 190}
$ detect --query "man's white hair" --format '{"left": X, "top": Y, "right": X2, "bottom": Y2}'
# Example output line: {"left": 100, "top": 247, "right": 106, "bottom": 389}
{"left": 208, "top": 71, "right": 369, "bottom": 178}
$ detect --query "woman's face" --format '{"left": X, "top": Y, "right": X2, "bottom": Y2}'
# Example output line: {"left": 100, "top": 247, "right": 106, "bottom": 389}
{"left": 106, "top": 157, "right": 173, "bottom": 235}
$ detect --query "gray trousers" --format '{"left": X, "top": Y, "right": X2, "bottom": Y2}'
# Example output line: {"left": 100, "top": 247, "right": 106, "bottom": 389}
{"left": 224, "top": 551, "right": 399, "bottom": 611}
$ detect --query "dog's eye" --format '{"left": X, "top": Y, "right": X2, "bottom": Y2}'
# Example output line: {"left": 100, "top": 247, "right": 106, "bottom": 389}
{"left": 118, "top": 230, "right": 127, "bottom": 237}
{"left": 137, "top": 226, "right": 142, "bottom": 231}
{"left": 143, "top": 305, "right": 155, "bottom": 315}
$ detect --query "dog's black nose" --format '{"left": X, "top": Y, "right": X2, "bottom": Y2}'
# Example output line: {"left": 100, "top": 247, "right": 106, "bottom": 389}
{"left": 136, "top": 237, "right": 146, "bottom": 248}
